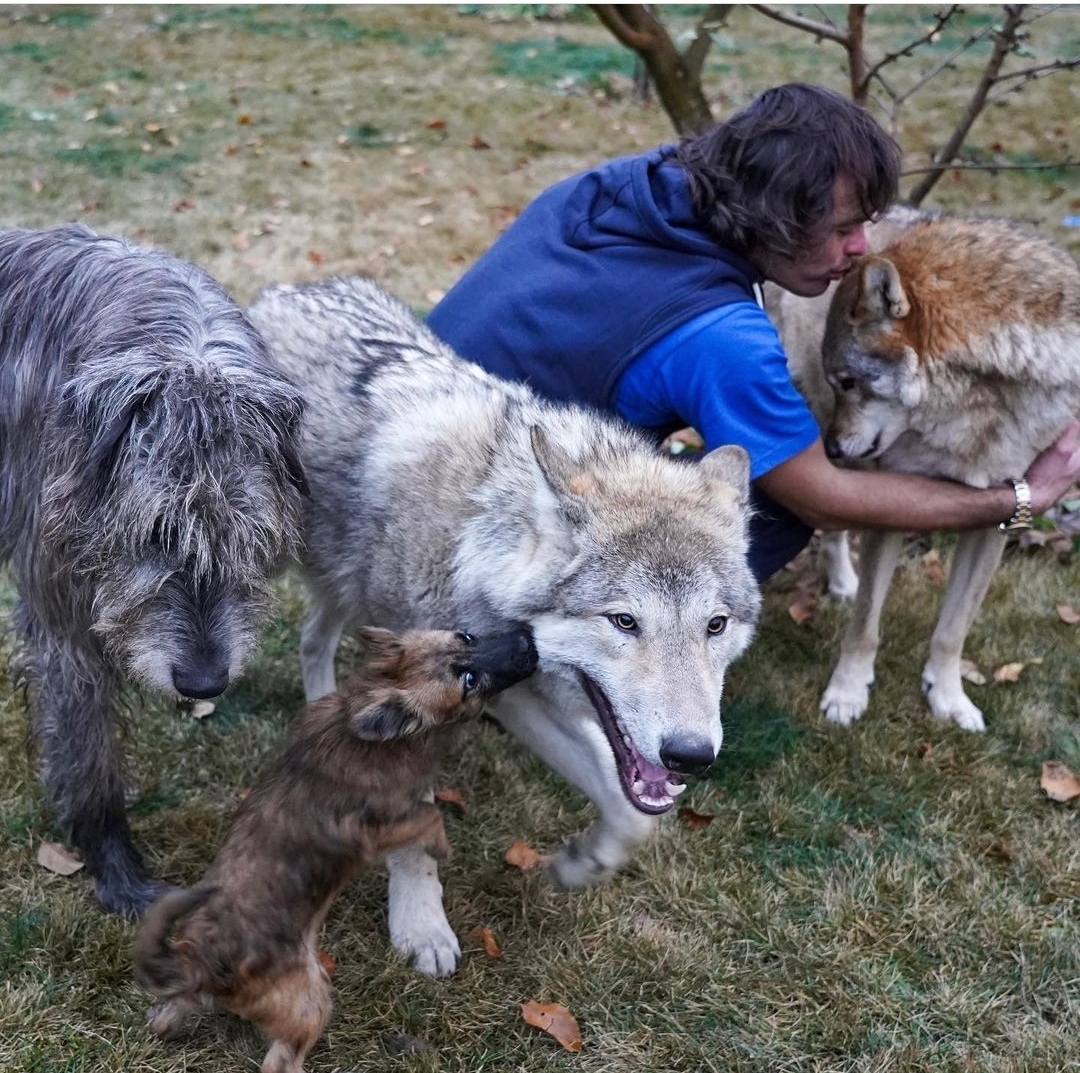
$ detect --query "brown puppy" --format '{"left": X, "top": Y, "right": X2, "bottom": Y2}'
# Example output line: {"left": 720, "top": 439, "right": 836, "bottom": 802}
{"left": 134, "top": 625, "right": 537, "bottom": 1073}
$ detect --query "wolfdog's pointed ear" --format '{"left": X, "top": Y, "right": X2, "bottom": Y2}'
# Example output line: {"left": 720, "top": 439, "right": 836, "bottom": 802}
{"left": 699, "top": 444, "right": 750, "bottom": 504}
{"left": 851, "top": 258, "right": 910, "bottom": 323}
{"left": 87, "top": 393, "right": 151, "bottom": 476}
{"left": 528, "top": 425, "right": 591, "bottom": 526}
{"left": 349, "top": 698, "right": 422, "bottom": 741}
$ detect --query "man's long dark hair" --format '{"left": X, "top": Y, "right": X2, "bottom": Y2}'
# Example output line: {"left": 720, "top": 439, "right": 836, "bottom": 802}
{"left": 676, "top": 83, "right": 901, "bottom": 260}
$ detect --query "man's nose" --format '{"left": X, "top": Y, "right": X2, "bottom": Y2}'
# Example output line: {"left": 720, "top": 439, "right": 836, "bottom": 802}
{"left": 844, "top": 225, "right": 868, "bottom": 257}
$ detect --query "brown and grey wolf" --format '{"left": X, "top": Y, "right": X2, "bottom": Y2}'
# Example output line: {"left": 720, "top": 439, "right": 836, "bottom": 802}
{"left": 790, "top": 213, "right": 1080, "bottom": 731}
{"left": 134, "top": 625, "right": 537, "bottom": 1073}
{"left": 246, "top": 276, "right": 760, "bottom": 976}
{"left": 0, "top": 224, "right": 308, "bottom": 917}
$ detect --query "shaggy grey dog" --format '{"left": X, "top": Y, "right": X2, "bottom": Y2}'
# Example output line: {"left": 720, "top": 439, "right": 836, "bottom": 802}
{"left": 0, "top": 224, "right": 308, "bottom": 917}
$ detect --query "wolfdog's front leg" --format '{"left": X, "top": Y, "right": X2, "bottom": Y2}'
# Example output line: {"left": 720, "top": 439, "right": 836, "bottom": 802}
{"left": 820, "top": 529, "right": 904, "bottom": 726}
{"left": 385, "top": 842, "right": 461, "bottom": 977}
{"left": 494, "top": 683, "right": 659, "bottom": 888}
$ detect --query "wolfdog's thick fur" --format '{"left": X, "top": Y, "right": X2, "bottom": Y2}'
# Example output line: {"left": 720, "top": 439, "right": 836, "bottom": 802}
{"left": 248, "top": 276, "right": 760, "bottom": 976}
{"left": 135, "top": 625, "right": 536, "bottom": 1073}
{"left": 0, "top": 224, "right": 308, "bottom": 916}
{"left": 789, "top": 214, "right": 1080, "bottom": 731}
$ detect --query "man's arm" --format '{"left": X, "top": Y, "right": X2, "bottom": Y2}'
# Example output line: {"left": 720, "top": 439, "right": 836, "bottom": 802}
{"left": 758, "top": 421, "right": 1080, "bottom": 532}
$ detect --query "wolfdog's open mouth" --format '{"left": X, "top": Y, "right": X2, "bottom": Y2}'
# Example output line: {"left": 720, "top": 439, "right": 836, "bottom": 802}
{"left": 578, "top": 671, "right": 685, "bottom": 815}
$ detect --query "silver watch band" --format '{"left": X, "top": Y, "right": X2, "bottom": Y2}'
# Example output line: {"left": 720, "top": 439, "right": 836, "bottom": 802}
{"left": 998, "top": 477, "right": 1033, "bottom": 532}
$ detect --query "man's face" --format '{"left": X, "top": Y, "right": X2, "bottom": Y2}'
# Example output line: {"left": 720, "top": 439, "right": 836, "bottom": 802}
{"left": 756, "top": 174, "right": 869, "bottom": 298}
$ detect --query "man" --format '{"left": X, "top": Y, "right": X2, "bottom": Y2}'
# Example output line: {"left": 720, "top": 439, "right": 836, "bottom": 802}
{"left": 429, "top": 83, "right": 1080, "bottom": 581}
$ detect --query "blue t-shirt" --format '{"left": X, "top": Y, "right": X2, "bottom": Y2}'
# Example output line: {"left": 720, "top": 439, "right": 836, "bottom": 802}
{"left": 615, "top": 300, "right": 819, "bottom": 480}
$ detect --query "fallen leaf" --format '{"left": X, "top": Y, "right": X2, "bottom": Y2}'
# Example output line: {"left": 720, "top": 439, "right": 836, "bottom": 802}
{"left": 504, "top": 838, "right": 543, "bottom": 871}
{"left": 1041, "top": 760, "right": 1080, "bottom": 803}
{"left": 469, "top": 135, "right": 491, "bottom": 150}
{"left": 993, "top": 659, "right": 1042, "bottom": 683}
{"left": 787, "top": 590, "right": 817, "bottom": 625}
{"left": 307, "top": 250, "right": 324, "bottom": 266}
{"left": 425, "top": 118, "right": 446, "bottom": 130}
{"left": 1057, "top": 604, "right": 1080, "bottom": 625}
{"left": 922, "top": 549, "right": 947, "bottom": 585}
{"left": 172, "top": 197, "right": 196, "bottom": 212}
{"left": 677, "top": 806, "right": 714, "bottom": 830}
{"left": 470, "top": 925, "right": 503, "bottom": 959}
{"left": 959, "top": 659, "right": 987, "bottom": 685}
{"left": 316, "top": 948, "right": 336, "bottom": 976}
{"left": 916, "top": 741, "right": 934, "bottom": 758}
{"left": 520, "top": 1000, "right": 582, "bottom": 1052}
{"left": 37, "top": 840, "right": 84, "bottom": 876}
{"left": 434, "top": 787, "right": 466, "bottom": 810}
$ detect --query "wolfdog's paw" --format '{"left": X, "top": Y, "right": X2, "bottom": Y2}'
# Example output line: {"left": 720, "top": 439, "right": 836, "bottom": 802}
{"left": 547, "top": 841, "right": 616, "bottom": 890}
{"left": 819, "top": 685, "right": 870, "bottom": 727}
{"left": 390, "top": 915, "right": 461, "bottom": 977}
{"left": 922, "top": 672, "right": 986, "bottom": 733}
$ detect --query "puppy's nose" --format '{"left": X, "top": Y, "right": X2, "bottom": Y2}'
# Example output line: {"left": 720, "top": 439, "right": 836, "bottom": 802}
{"left": 660, "top": 734, "right": 716, "bottom": 777}
{"left": 172, "top": 662, "right": 229, "bottom": 699}
{"left": 824, "top": 437, "right": 844, "bottom": 460}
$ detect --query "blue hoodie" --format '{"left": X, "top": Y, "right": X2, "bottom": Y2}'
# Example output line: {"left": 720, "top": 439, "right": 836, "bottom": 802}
{"left": 427, "top": 145, "right": 764, "bottom": 415}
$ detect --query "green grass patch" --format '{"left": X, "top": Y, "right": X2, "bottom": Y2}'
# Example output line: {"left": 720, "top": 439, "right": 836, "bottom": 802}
{"left": 491, "top": 37, "right": 631, "bottom": 88}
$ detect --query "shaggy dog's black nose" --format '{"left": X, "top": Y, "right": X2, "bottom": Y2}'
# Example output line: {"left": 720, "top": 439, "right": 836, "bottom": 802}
{"left": 660, "top": 735, "right": 716, "bottom": 777}
{"left": 173, "top": 664, "right": 229, "bottom": 699}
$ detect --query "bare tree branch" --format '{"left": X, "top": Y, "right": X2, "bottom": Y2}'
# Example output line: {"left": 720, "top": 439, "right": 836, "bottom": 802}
{"left": 906, "top": 5, "right": 1027, "bottom": 205}
{"left": 903, "top": 156, "right": 1078, "bottom": 176}
{"left": 860, "top": 6, "right": 961, "bottom": 91}
{"left": 749, "top": 4, "right": 848, "bottom": 46}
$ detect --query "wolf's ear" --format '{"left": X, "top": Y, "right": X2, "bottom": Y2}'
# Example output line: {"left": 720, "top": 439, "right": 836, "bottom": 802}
{"left": 528, "top": 425, "right": 591, "bottom": 527}
{"left": 349, "top": 698, "right": 422, "bottom": 741}
{"left": 699, "top": 444, "right": 750, "bottom": 504}
{"left": 850, "top": 258, "right": 910, "bottom": 323}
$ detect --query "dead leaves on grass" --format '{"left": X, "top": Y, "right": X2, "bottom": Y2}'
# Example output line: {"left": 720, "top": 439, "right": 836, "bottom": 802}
{"left": 1041, "top": 760, "right": 1080, "bottom": 803}
{"left": 36, "top": 840, "right": 83, "bottom": 876}
{"left": 520, "top": 1000, "right": 582, "bottom": 1053}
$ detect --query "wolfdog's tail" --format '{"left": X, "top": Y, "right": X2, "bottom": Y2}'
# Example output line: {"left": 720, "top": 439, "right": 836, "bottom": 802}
{"left": 133, "top": 886, "right": 218, "bottom": 998}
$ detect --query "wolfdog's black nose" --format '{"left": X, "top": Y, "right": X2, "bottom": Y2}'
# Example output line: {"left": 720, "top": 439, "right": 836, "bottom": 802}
{"left": 172, "top": 664, "right": 229, "bottom": 700}
{"left": 824, "top": 437, "right": 844, "bottom": 460}
{"left": 660, "top": 735, "right": 716, "bottom": 777}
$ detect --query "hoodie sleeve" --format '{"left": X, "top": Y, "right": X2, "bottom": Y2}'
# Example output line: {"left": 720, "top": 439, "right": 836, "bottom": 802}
{"left": 613, "top": 300, "right": 820, "bottom": 481}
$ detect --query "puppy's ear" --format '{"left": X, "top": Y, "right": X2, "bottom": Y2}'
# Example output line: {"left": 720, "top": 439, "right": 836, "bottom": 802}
{"left": 357, "top": 627, "right": 406, "bottom": 672}
{"left": 850, "top": 258, "right": 910, "bottom": 323}
{"left": 349, "top": 698, "right": 422, "bottom": 741}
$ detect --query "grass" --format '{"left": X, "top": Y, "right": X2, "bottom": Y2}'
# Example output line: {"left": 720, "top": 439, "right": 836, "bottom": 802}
{"left": 0, "top": 4, "right": 1079, "bottom": 1072}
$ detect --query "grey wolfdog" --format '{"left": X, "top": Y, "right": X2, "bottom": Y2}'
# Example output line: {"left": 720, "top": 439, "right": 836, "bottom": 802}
{"left": 248, "top": 276, "right": 760, "bottom": 977}
{"left": 0, "top": 224, "right": 309, "bottom": 917}
{"left": 135, "top": 626, "right": 536, "bottom": 1073}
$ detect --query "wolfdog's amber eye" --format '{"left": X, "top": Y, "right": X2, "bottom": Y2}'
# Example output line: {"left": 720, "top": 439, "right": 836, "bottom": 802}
{"left": 609, "top": 613, "right": 637, "bottom": 632}
{"left": 707, "top": 616, "right": 728, "bottom": 636}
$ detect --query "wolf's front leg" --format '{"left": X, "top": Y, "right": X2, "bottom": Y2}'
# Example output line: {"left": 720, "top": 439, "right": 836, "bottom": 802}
{"left": 385, "top": 842, "right": 461, "bottom": 976}
{"left": 493, "top": 680, "right": 659, "bottom": 888}
{"left": 820, "top": 529, "right": 904, "bottom": 726}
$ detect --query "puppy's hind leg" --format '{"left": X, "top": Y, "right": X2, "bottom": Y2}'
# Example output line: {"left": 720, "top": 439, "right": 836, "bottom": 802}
{"left": 147, "top": 994, "right": 203, "bottom": 1041}
{"left": 245, "top": 961, "right": 332, "bottom": 1073}
{"left": 299, "top": 597, "right": 347, "bottom": 702}
{"left": 920, "top": 528, "right": 1006, "bottom": 732}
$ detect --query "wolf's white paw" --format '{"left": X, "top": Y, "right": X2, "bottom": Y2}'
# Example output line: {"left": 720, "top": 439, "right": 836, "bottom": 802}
{"left": 922, "top": 671, "right": 986, "bottom": 733}
{"left": 820, "top": 689, "right": 869, "bottom": 727}
{"left": 547, "top": 840, "right": 616, "bottom": 890}
{"left": 820, "top": 658, "right": 874, "bottom": 726}
{"left": 389, "top": 912, "right": 461, "bottom": 977}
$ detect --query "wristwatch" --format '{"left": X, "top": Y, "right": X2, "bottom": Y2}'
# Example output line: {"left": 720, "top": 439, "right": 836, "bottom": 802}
{"left": 998, "top": 477, "right": 1034, "bottom": 532}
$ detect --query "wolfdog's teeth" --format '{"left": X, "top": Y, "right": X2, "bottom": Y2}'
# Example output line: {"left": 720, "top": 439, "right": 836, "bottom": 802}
{"left": 666, "top": 780, "right": 687, "bottom": 797}
{"left": 631, "top": 779, "right": 646, "bottom": 796}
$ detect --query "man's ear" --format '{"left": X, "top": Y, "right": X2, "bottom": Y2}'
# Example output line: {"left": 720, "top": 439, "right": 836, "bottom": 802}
{"left": 348, "top": 698, "right": 421, "bottom": 741}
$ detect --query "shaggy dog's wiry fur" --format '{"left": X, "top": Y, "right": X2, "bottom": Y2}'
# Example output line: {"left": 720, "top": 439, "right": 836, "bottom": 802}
{"left": 0, "top": 224, "right": 309, "bottom": 916}
{"left": 134, "top": 626, "right": 537, "bottom": 1073}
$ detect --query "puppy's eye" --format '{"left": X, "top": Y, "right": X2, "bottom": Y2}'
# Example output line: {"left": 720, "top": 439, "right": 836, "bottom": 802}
{"left": 839, "top": 377, "right": 856, "bottom": 392}
{"left": 455, "top": 631, "right": 476, "bottom": 646}
{"left": 707, "top": 615, "right": 728, "bottom": 636}
{"left": 460, "top": 669, "right": 478, "bottom": 695}
{"left": 608, "top": 613, "right": 637, "bottom": 632}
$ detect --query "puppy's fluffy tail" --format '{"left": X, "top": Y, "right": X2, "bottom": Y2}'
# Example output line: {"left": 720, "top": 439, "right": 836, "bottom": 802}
{"left": 133, "top": 886, "right": 217, "bottom": 998}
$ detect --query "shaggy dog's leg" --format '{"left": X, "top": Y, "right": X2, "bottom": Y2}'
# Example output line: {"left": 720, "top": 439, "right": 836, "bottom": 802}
{"left": 920, "top": 528, "right": 1006, "bottom": 732}
{"left": 299, "top": 600, "right": 347, "bottom": 702}
{"left": 820, "top": 530, "right": 904, "bottom": 727}
{"left": 27, "top": 615, "right": 164, "bottom": 916}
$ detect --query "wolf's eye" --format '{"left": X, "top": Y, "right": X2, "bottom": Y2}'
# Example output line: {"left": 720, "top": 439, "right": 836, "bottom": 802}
{"left": 707, "top": 616, "right": 728, "bottom": 636}
{"left": 460, "top": 670, "right": 478, "bottom": 695}
{"left": 455, "top": 631, "right": 476, "bottom": 646}
{"left": 839, "top": 377, "right": 856, "bottom": 392}
{"left": 608, "top": 613, "right": 637, "bottom": 632}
